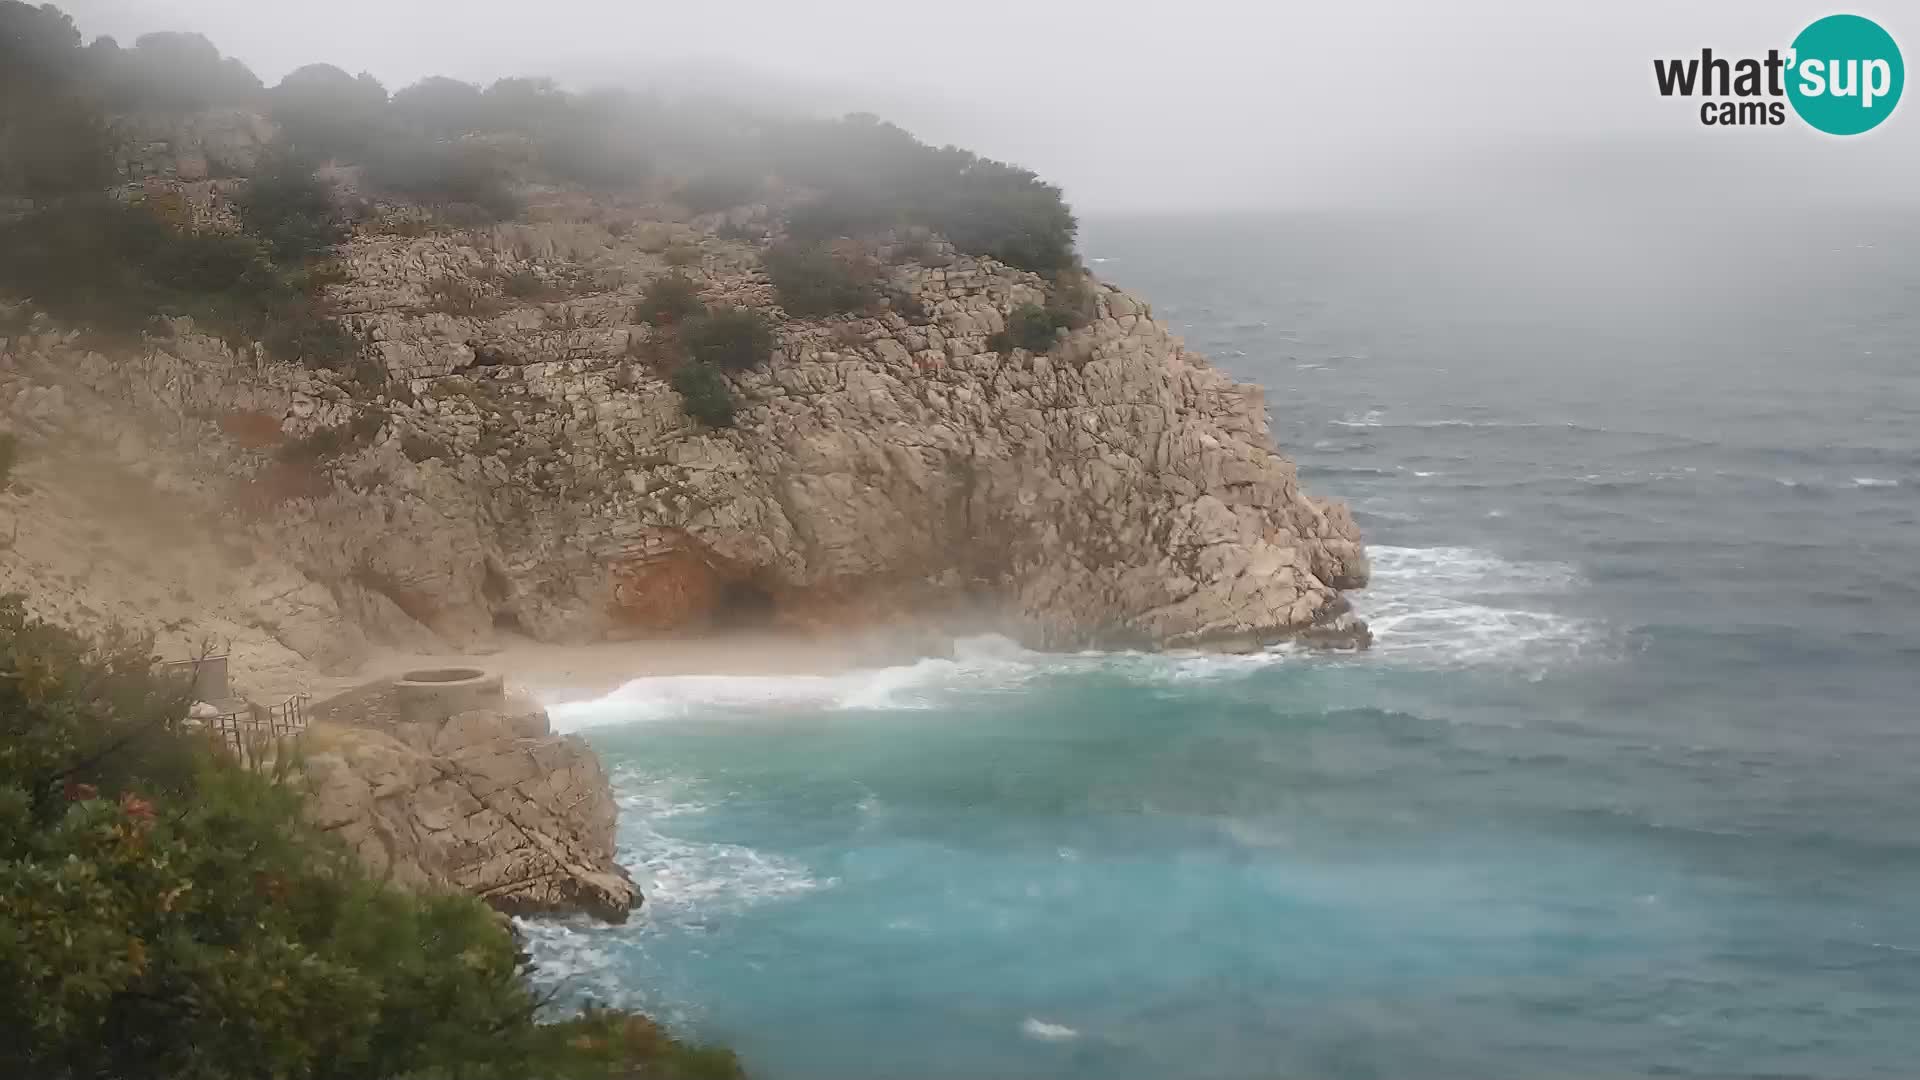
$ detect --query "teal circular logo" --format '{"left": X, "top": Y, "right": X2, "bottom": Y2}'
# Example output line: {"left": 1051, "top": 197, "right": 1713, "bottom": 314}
{"left": 1787, "top": 14, "right": 1904, "bottom": 134}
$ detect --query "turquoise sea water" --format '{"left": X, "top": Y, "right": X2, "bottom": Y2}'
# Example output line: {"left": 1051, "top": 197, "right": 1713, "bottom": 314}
{"left": 527, "top": 210, "right": 1920, "bottom": 1079}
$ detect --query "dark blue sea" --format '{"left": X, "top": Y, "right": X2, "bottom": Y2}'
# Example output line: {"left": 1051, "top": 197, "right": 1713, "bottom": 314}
{"left": 527, "top": 209, "right": 1920, "bottom": 1079}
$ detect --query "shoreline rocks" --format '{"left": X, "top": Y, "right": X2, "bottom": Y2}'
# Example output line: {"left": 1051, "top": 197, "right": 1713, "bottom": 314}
{"left": 300, "top": 674, "right": 640, "bottom": 923}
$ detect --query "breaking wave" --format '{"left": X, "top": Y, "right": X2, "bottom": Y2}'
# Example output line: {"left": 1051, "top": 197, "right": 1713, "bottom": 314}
{"left": 547, "top": 543, "right": 1602, "bottom": 737}
{"left": 1354, "top": 545, "right": 1603, "bottom": 668}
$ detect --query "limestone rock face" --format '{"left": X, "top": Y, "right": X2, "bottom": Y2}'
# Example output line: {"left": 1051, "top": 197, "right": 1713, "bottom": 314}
{"left": 3, "top": 208, "right": 1368, "bottom": 655}
{"left": 301, "top": 683, "right": 638, "bottom": 922}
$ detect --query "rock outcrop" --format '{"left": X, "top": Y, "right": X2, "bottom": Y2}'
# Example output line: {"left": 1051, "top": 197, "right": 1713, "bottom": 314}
{"left": 1, "top": 203, "right": 1368, "bottom": 660}
{"left": 300, "top": 672, "right": 639, "bottom": 922}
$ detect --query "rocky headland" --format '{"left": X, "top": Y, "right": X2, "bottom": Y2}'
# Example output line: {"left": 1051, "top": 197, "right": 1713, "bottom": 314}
{"left": 1, "top": 107, "right": 1368, "bottom": 923}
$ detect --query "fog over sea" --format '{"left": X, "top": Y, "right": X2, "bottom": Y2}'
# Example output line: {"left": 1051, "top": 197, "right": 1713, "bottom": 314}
{"left": 524, "top": 208, "right": 1920, "bottom": 1080}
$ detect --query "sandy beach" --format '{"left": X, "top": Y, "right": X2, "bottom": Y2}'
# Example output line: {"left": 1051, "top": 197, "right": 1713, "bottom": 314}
{"left": 332, "top": 629, "right": 889, "bottom": 705}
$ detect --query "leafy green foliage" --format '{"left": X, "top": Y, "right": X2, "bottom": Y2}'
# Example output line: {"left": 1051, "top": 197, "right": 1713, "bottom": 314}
{"left": 389, "top": 75, "right": 486, "bottom": 137}
{"left": 777, "top": 114, "right": 1078, "bottom": 271}
{"left": 261, "top": 301, "right": 357, "bottom": 369}
{"left": 764, "top": 242, "right": 875, "bottom": 317}
{"left": 362, "top": 136, "right": 520, "bottom": 222}
{"left": 635, "top": 274, "right": 704, "bottom": 326}
{"left": 671, "top": 361, "right": 735, "bottom": 428}
{"left": 268, "top": 63, "right": 387, "bottom": 162}
{"left": 679, "top": 172, "right": 758, "bottom": 214}
{"left": 236, "top": 160, "right": 348, "bottom": 264}
{"left": 0, "top": 197, "right": 273, "bottom": 337}
{"left": 400, "top": 432, "right": 449, "bottom": 462}
{"left": 0, "top": 596, "right": 745, "bottom": 1080}
{"left": 95, "top": 31, "right": 262, "bottom": 113}
{"left": 989, "top": 303, "right": 1061, "bottom": 353}
{"left": 0, "top": 195, "right": 355, "bottom": 361}
{"left": 0, "top": 2, "right": 120, "bottom": 199}
{"left": 685, "top": 306, "right": 774, "bottom": 372}
{"left": 1045, "top": 268, "right": 1097, "bottom": 331}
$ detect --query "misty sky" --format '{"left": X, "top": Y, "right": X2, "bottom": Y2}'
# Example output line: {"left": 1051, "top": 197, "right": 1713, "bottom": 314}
{"left": 54, "top": 1, "right": 1920, "bottom": 213}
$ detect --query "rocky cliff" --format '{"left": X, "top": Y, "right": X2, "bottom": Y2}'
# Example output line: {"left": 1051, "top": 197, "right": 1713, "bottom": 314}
{"left": 1, "top": 193, "right": 1368, "bottom": 665}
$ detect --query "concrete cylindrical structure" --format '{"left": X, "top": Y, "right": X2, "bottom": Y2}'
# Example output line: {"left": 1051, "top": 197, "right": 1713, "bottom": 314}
{"left": 392, "top": 668, "right": 505, "bottom": 725}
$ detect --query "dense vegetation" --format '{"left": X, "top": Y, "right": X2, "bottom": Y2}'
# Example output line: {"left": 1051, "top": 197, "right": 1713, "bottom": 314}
{"left": 0, "top": 596, "right": 743, "bottom": 1079}
{"left": 0, "top": 4, "right": 356, "bottom": 360}
{"left": 635, "top": 273, "right": 705, "bottom": 326}
{"left": 685, "top": 307, "right": 775, "bottom": 373}
{"left": 1, "top": 1, "right": 1078, "bottom": 272}
{"left": 764, "top": 242, "right": 876, "bottom": 316}
{"left": 670, "top": 361, "right": 736, "bottom": 428}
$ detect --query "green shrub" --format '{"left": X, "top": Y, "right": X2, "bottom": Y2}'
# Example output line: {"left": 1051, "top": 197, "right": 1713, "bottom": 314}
{"left": 0, "top": 198, "right": 281, "bottom": 340}
{"left": 363, "top": 137, "right": 519, "bottom": 222}
{"left": 671, "top": 361, "right": 735, "bottom": 428}
{"left": 237, "top": 160, "right": 348, "bottom": 264}
{"left": 776, "top": 114, "right": 1077, "bottom": 272}
{"left": 764, "top": 242, "right": 874, "bottom": 317}
{"left": 389, "top": 75, "right": 486, "bottom": 137}
{"left": 664, "top": 244, "right": 702, "bottom": 268}
{"left": 268, "top": 63, "right": 386, "bottom": 162}
{"left": 0, "top": 597, "right": 744, "bottom": 1080}
{"left": 400, "top": 432, "right": 448, "bottom": 462}
{"left": 503, "top": 269, "right": 552, "bottom": 299}
{"left": 535, "top": 112, "right": 651, "bottom": 189}
{"left": 1045, "top": 269, "right": 1096, "bottom": 331}
{"left": 989, "top": 303, "right": 1059, "bottom": 353}
{"left": 261, "top": 303, "right": 356, "bottom": 369}
{"left": 634, "top": 273, "right": 703, "bottom": 326}
{"left": 679, "top": 172, "right": 757, "bottom": 214}
{"left": 684, "top": 306, "right": 773, "bottom": 372}
{"left": 0, "top": 5, "right": 121, "bottom": 199}
{"left": 95, "top": 31, "right": 262, "bottom": 113}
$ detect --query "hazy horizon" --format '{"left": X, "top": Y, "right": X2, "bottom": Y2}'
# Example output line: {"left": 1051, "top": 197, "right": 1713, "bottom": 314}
{"left": 46, "top": 1, "right": 1920, "bottom": 214}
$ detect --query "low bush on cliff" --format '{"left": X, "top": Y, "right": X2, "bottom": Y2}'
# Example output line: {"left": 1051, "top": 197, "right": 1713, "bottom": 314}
{"left": 778, "top": 114, "right": 1078, "bottom": 272}
{"left": 764, "top": 241, "right": 875, "bottom": 317}
{"left": 679, "top": 172, "right": 759, "bottom": 215}
{"left": 361, "top": 137, "right": 521, "bottom": 223}
{"left": 989, "top": 303, "right": 1060, "bottom": 354}
{"left": 260, "top": 298, "right": 358, "bottom": 369}
{"left": 635, "top": 273, "right": 704, "bottom": 326}
{"left": 671, "top": 360, "right": 736, "bottom": 428}
{"left": 685, "top": 306, "right": 774, "bottom": 372}
{"left": 236, "top": 159, "right": 350, "bottom": 265}
{"left": 0, "top": 197, "right": 279, "bottom": 339}
{"left": 0, "top": 596, "right": 745, "bottom": 1080}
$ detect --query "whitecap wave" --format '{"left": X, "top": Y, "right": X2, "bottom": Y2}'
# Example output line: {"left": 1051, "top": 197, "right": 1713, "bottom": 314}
{"left": 546, "top": 635, "right": 1049, "bottom": 731}
{"left": 1331, "top": 408, "right": 1386, "bottom": 428}
{"left": 1853, "top": 476, "right": 1900, "bottom": 488}
{"left": 1353, "top": 545, "right": 1601, "bottom": 667}
{"left": 550, "top": 546, "right": 1600, "bottom": 730}
{"left": 1021, "top": 1018, "right": 1080, "bottom": 1041}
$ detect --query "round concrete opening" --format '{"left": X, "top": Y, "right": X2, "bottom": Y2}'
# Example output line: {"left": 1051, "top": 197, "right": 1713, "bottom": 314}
{"left": 393, "top": 668, "right": 504, "bottom": 724}
{"left": 397, "top": 667, "right": 490, "bottom": 685}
